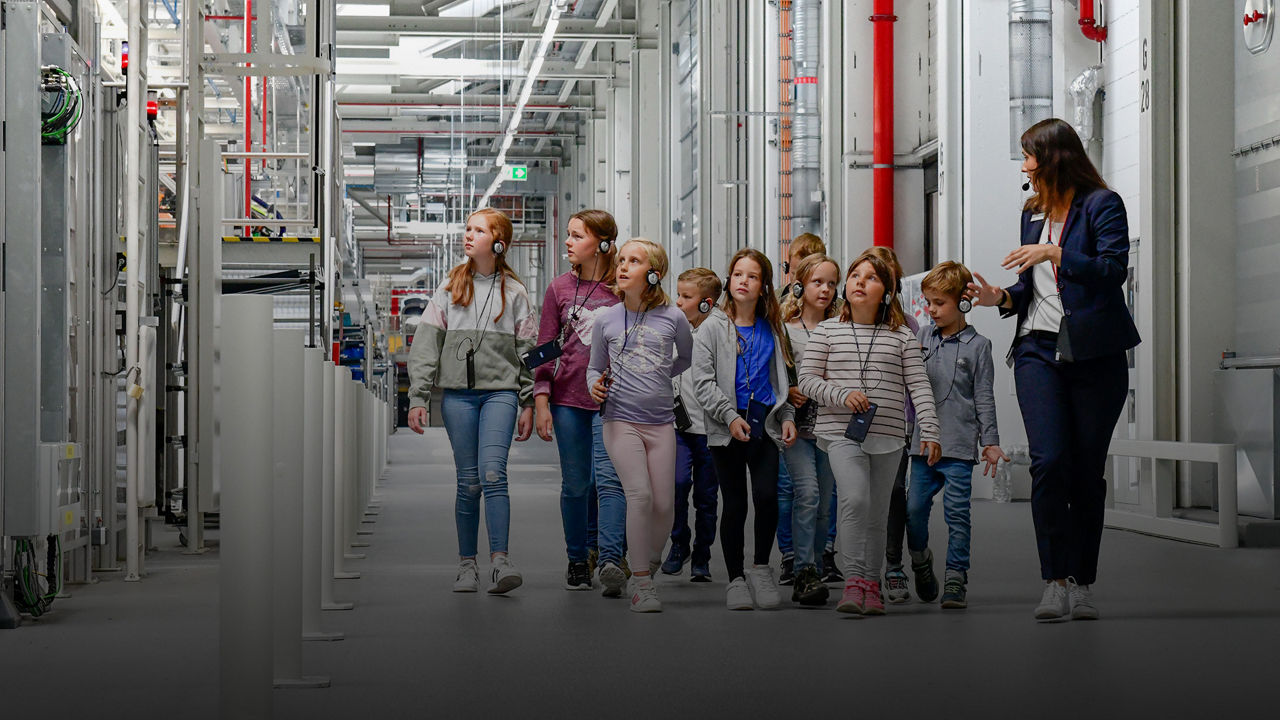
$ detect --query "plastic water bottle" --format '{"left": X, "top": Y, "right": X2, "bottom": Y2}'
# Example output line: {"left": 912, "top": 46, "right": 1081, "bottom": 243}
{"left": 992, "top": 462, "right": 1013, "bottom": 503}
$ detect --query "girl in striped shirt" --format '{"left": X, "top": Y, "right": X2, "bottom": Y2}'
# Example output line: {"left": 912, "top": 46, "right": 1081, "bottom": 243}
{"left": 797, "top": 250, "right": 941, "bottom": 616}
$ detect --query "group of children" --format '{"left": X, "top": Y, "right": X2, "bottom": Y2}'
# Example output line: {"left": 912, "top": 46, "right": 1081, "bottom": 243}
{"left": 407, "top": 207, "right": 1003, "bottom": 615}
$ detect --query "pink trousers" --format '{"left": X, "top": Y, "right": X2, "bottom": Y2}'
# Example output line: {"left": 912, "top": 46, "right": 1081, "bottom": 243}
{"left": 602, "top": 420, "right": 677, "bottom": 574}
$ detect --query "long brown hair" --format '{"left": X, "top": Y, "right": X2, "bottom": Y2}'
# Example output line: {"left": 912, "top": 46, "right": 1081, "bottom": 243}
{"left": 1020, "top": 118, "right": 1108, "bottom": 218}
{"left": 839, "top": 250, "right": 907, "bottom": 330}
{"left": 723, "top": 248, "right": 785, "bottom": 351}
{"left": 570, "top": 209, "right": 618, "bottom": 289}
{"left": 864, "top": 246, "right": 909, "bottom": 329}
{"left": 781, "top": 253, "right": 839, "bottom": 323}
{"left": 448, "top": 208, "right": 521, "bottom": 322}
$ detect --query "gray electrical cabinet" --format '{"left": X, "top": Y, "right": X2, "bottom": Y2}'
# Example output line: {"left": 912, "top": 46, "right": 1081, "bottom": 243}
{"left": 1214, "top": 368, "right": 1280, "bottom": 520}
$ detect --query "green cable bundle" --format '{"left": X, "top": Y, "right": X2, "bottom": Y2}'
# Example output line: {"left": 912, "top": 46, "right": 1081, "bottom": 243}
{"left": 12, "top": 536, "right": 62, "bottom": 617}
{"left": 41, "top": 66, "right": 83, "bottom": 145}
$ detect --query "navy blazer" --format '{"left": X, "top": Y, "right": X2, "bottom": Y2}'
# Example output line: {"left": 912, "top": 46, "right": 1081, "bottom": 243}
{"left": 1000, "top": 187, "right": 1141, "bottom": 362}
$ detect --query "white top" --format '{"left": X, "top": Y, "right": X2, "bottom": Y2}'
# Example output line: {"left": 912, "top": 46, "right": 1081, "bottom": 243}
{"left": 1020, "top": 219, "right": 1066, "bottom": 336}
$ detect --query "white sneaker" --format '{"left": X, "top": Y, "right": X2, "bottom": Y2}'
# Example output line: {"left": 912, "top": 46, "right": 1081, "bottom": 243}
{"left": 1034, "top": 581, "right": 1070, "bottom": 621}
{"left": 1068, "top": 578, "right": 1099, "bottom": 620}
{"left": 745, "top": 565, "right": 781, "bottom": 609}
{"left": 725, "top": 577, "right": 754, "bottom": 611}
{"left": 453, "top": 559, "right": 479, "bottom": 593}
{"left": 488, "top": 555, "right": 523, "bottom": 595}
{"left": 598, "top": 561, "right": 627, "bottom": 598}
{"left": 629, "top": 577, "right": 662, "bottom": 613}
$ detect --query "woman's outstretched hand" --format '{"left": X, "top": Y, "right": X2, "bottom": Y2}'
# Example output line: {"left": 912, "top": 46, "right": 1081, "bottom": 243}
{"left": 967, "top": 273, "right": 1007, "bottom": 308}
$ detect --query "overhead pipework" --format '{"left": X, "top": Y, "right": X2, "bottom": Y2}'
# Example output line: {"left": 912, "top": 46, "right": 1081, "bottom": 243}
{"left": 1069, "top": 64, "right": 1104, "bottom": 147}
{"left": 789, "top": 0, "right": 822, "bottom": 241}
{"left": 1078, "top": 0, "right": 1108, "bottom": 43}
{"left": 1008, "top": 0, "right": 1052, "bottom": 160}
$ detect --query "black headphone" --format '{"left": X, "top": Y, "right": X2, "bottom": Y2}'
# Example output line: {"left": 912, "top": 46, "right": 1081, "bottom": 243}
{"left": 647, "top": 269, "right": 661, "bottom": 287}
{"left": 598, "top": 237, "right": 613, "bottom": 254}
{"left": 958, "top": 296, "right": 973, "bottom": 313}
{"left": 492, "top": 238, "right": 506, "bottom": 255}
{"left": 698, "top": 298, "right": 713, "bottom": 313}
{"left": 790, "top": 281, "right": 804, "bottom": 300}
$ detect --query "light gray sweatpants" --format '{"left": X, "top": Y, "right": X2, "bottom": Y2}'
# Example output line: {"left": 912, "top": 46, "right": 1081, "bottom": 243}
{"left": 826, "top": 438, "right": 905, "bottom": 582}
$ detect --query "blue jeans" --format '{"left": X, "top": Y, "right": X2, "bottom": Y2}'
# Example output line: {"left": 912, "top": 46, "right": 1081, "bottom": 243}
{"left": 784, "top": 437, "right": 835, "bottom": 569}
{"left": 672, "top": 431, "right": 719, "bottom": 565}
{"left": 440, "top": 390, "right": 519, "bottom": 558}
{"left": 906, "top": 457, "right": 976, "bottom": 573}
{"left": 551, "top": 405, "right": 626, "bottom": 564}
{"left": 776, "top": 456, "right": 794, "bottom": 556}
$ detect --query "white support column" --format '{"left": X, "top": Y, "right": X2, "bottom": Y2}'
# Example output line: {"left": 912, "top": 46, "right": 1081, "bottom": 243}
{"left": 1136, "top": 0, "right": 1177, "bottom": 468}
{"left": 822, "top": 0, "right": 845, "bottom": 253}
{"left": 332, "top": 366, "right": 360, "bottom": 580}
{"left": 271, "top": 331, "right": 330, "bottom": 688}
{"left": 303, "top": 349, "right": 345, "bottom": 635}
{"left": 124, "top": 0, "right": 151, "bottom": 583}
{"left": 218, "top": 295, "right": 275, "bottom": 720}
{"left": 321, "top": 363, "right": 354, "bottom": 609}
{"left": 1174, "top": 0, "right": 1236, "bottom": 505}
{"left": 936, "top": 0, "right": 964, "bottom": 262}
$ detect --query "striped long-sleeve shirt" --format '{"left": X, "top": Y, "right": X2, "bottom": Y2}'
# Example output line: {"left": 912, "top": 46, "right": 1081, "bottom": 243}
{"left": 797, "top": 319, "right": 940, "bottom": 447}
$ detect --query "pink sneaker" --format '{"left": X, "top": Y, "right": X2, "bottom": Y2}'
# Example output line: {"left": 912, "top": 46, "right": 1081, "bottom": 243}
{"left": 836, "top": 578, "right": 865, "bottom": 614}
{"left": 862, "top": 579, "right": 886, "bottom": 615}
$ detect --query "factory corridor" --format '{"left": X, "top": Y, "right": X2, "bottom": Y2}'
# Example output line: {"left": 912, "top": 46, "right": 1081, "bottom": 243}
{"left": 10, "top": 429, "right": 1280, "bottom": 719}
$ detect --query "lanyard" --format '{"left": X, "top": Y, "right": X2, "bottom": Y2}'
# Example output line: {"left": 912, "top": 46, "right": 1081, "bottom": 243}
{"left": 850, "top": 321, "right": 881, "bottom": 394}
{"left": 736, "top": 319, "right": 765, "bottom": 402}
{"left": 564, "top": 260, "right": 605, "bottom": 342}
{"left": 610, "top": 302, "right": 650, "bottom": 379}
{"left": 1046, "top": 212, "right": 1068, "bottom": 283}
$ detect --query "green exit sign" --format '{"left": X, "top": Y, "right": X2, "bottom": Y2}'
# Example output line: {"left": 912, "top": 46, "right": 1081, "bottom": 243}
{"left": 504, "top": 165, "right": 528, "bottom": 181}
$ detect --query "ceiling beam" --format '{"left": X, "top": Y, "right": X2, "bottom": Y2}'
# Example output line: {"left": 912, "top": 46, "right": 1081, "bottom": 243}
{"left": 336, "top": 92, "right": 593, "bottom": 107}
{"left": 334, "top": 59, "right": 616, "bottom": 82}
{"left": 335, "top": 16, "right": 642, "bottom": 40}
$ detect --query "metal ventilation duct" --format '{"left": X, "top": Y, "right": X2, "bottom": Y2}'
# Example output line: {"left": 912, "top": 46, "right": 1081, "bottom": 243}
{"left": 790, "top": 0, "right": 822, "bottom": 237}
{"left": 1009, "top": 0, "right": 1052, "bottom": 159}
{"left": 373, "top": 146, "right": 467, "bottom": 195}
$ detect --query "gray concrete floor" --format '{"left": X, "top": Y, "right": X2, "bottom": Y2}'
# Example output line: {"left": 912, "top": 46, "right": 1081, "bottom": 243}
{"left": 7, "top": 428, "right": 1280, "bottom": 719}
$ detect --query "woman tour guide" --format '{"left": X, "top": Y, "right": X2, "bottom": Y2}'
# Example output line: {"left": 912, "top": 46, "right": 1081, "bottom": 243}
{"left": 969, "top": 117, "right": 1140, "bottom": 622}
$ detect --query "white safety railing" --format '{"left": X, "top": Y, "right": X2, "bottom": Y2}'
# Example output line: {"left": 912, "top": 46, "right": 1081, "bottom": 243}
{"left": 1105, "top": 439, "right": 1238, "bottom": 548}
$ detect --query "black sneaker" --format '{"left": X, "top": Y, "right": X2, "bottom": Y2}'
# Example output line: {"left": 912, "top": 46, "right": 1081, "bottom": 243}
{"left": 794, "top": 565, "right": 830, "bottom": 607}
{"left": 565, "top": 560, "right": 592, "bottom": 591}
{"left": 690, "top": 561, "right": 712, "bottom": 582}
{"left": 821, "top": 550, "right": 844, "bottom": 584}
{"left": 940, "top": 571, "right": 967, "bottom": 609}
{"left": 778, "top": 555, "right": 796, "bottom": 586}
{"left": 911, "top": 549, "right": 940, "bottom": 603}
{"left": 661, "top": 545, "right": 689, "bottom": 575}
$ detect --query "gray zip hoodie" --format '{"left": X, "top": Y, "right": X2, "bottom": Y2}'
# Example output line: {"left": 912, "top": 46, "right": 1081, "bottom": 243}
{"left": 691, "top": 307, "right": 795, "bottom": 448}
{"left": 407, "top": 270, "right": 537, "bottom": 409}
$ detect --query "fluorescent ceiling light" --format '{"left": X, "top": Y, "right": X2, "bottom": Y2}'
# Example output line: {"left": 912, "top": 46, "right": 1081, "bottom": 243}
{"left": 480, "top": 1, "right": 564, "bottom": 208}
{"left": 439, "top": 0, "right": 510, "bottom": 18}
{"left": 336, "top": 3, "right": 390, "bottom": 17}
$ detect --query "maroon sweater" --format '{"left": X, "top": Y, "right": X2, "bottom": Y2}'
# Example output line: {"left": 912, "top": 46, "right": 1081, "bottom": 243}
{"left": 533, "top": 271, "right": 620, "bottom": 410}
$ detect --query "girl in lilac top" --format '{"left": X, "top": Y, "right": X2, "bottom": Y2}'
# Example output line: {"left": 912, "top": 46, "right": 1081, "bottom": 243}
{"left": 532, "top": 210, "right": 629, "bottom": 597}
{"left": 588, "top": 239, "right": 693, "bottom": 613}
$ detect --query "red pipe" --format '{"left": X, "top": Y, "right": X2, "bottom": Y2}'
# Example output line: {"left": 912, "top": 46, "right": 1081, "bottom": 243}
{"left": 261, "top": 23, "right": 268, "bottom": 174}
{"left": 871, "top": 1, "right": 897, "bottom": 248}
{"left": 243, "top": 0, "right": 253, "bottom": 222}
{"left": 1079, "top": 0, "right": 1107, "bottom": 42}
